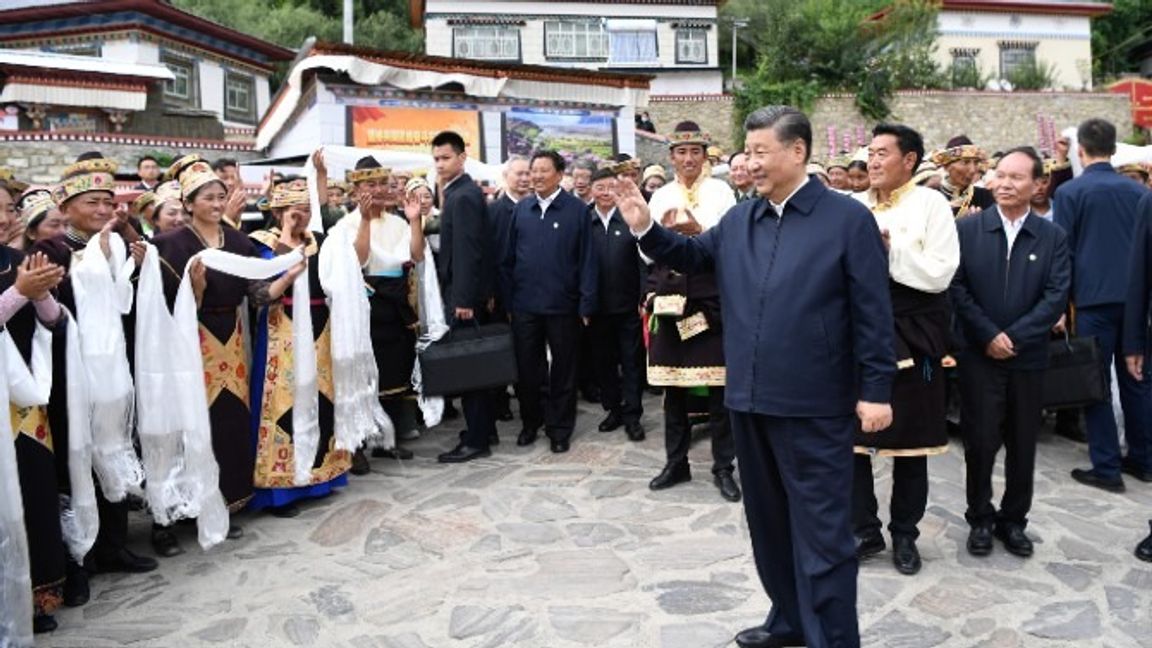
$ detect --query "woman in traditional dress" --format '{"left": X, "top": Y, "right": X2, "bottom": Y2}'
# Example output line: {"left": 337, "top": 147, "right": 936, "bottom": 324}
{"left": 247, "top": 188, "right": 349, "bottom": 517}
{"left": 147, "top": 181, "right": 187, "bottom": 236}
{"left": 151, "top": 160, "right": 303, "bottom": 554}
{"left": 0, "top": 178, "right": 69, "bottom": 634}
{"left": 17, "top": 189, "right": 67, "bottom": 251}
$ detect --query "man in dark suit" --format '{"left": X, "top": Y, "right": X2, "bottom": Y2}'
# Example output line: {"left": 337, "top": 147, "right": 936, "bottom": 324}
{"left": 1122, "top": 190, "right": 1152, "bottom": 562}
{"left": 951, "top": 147, "right": 1071, "bottom": 558}
{"left": 1055, "top": 118, "right": 1152, "bottom": 493}
{"left": 431, "top": 130, "right": 498, "bottom": 463}
{"left": 501, "top": 150, "right": 598, "bottom": 453}
{"left": 587, "top": 167, "right": 645, "bottom": 442}
{"left": 616, "top": 106, "right": 895, "bottom": 648}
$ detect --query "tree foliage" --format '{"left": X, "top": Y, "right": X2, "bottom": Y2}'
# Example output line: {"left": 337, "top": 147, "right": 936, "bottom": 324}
{"left": 1091, "top": 0, "right": 1152, "bottom": 84}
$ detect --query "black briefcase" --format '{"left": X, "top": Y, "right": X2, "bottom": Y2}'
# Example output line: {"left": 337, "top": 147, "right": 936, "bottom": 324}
{"left": 1042, "top": 334, "right": 1107, "bottom": 409}
{"left": 419, "top": 322, "right": 518, "bottom": 396}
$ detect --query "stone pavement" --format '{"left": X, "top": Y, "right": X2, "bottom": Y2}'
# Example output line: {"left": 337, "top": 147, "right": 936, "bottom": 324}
{"left": 40, "top": 395, "right": 1152, "bottom": 648}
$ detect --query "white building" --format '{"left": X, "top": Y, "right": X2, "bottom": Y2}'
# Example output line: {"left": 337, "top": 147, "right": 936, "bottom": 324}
{"left": 409, "top": 0, "right": 725, "bottom": 96}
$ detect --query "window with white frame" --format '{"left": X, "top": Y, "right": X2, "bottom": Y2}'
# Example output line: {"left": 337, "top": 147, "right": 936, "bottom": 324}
{"left": 607, "top": 20, "right": 658, "bottom": 65}
{"left": 676, "top": 29, "right": 707, "bottom": 64}
{"left": 225, "top": 72, "right": 255, "bottom": 123}
{"left": 544, "top": 20, "right": 609, "bottom": 59}
{"left": 161, "top": 53, "right": 197, "bottom": 107}
{"left": 999, "top": 42, "right": 1037, "bottom": 79}
{"left": 453, "top": 26, "right": 520, "bottom": 61}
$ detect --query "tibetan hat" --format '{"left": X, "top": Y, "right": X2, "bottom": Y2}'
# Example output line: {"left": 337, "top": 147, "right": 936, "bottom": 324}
{"left": 177, "top": 159, "right": 225, "bottom": 199}
{"left": 53, "top": 154, "right": 118, "bottom": 205}
{"left": 268, "top": 187, "right": 311, "bottom": 209}
{"left": 667, "top": 121, "right": 711, "bottom": 149}
{"left": 0, "top": 167, "right": 29, "bottom": 195}
{"left": 931, "top": 135, "right": 986, "bottom": 167}
{"left": 17, "top": 188, "right": 56, "bottom": 229}
{"left": 346, "top": 156, "right": 391, "bottom": 184}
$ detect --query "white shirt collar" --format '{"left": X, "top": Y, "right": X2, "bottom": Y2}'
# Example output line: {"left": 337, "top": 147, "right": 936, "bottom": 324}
{"left": 768, "top": 177, "right": 810, "bottom": 217}
{"left": 595, "top": 205, "right": 615, "bottom": 228}
{"left": 536, "top": 187, "right": 563, "bottom": 209}
{"left": 997, "top": 205, "right": 1029, "bottom": 254}
{"left": 442, "top": 173, "right": 465, "bottom": 192}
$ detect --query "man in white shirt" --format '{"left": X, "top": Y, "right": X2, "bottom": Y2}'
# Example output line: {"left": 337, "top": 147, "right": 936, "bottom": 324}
{"left": 852, "top": 124, "right": 960, "bottom": 576}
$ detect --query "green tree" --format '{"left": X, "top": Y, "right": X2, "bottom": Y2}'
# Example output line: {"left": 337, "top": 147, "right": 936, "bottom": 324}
{"left": 1091, "top": 0, "right": 1152, "bottom": 84}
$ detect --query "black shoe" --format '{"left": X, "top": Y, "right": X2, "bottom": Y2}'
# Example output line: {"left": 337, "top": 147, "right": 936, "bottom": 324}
{"left": 598, "top": 411, "right": 624, "bottom": 432}
{"left": 967, "top": 525, "right": 994, "bottom": 556}
{"left": 892, "top": 535, "right": 921, "bottom": 575}
{"left": 550, "top": 438, "right": 570, "bottom": 454}
{"left": 734, "top": 625, "right": 806, "bottom": 648}
{"left": 151, "top": 527, "right": 185, "bottom": 558}
{"left": 714, "top": 470, "right": 742, "bottom": 502}
{"left": 994, "top": 524, "right": 1034, "bottom": 557}
{"left": 517, "top": 428, "right": 539, "bottom": 447}
{"left": 1137, "top": 522, "right": 1152, "bottom": 563}
{"left": 89, "top": 548, "right": 159, "bottom": 574}
{"left": 649, "top": 462, "right": 691, "bottom": 491}
{"left": 625, "top": 422, "right": 645, "bottom": 442}
{"left": 33, "top": 614, "right": 58, "bottom": 634}
{"left": 350, "top": 448, "right": 370, "bottom": 475}
{"left": 855, "top": 532, "right": 885, "bottom": 560}
{"left": 1071, "top": 468, "right": 1126, "bottom": 493}
{"left": 62, "top": 563, "right": 88, "bottom": 607}
{"left": 1121, "top": 458, "right": 1152, "bottom": 483}
{"left": 227, "top": 525, "right": 244, "bottom": 540}
{"left": 373, "top": 446, "right": 414, "bottom": 460}
{"left": 438, "top": 443, "right": 492, "bottom": 463}
{"left": 268, "top": 503, "right": 300, "bottom": 518}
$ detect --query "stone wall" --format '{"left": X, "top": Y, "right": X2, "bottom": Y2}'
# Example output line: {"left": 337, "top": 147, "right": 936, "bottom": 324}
{"left": 640, "top": 90, "right": 1132, "bottom": 161}
{"left": 0, "top": 135, "right": 259, "bottom": 186}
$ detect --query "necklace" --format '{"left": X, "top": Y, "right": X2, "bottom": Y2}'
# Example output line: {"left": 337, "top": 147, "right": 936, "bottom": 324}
{"left": 190, "top": 222, "right": 223, "bottom": 250}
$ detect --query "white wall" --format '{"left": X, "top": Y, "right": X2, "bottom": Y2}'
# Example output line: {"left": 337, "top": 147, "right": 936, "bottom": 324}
{"left": 650, "top": 70, "right": 723, "bottom": 95}
{"left": 425, "top": 0, "right": 714, "bottom": 20}
{"left": 937, "top": 10, "right": 1091, "bottom": 40}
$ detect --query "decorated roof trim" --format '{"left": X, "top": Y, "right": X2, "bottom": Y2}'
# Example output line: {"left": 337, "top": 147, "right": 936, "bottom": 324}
{"left": 0, "top": 131, "right": 256, "bottom": 151}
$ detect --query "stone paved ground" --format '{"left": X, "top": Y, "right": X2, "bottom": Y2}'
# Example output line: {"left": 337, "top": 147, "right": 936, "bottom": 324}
{"left": 40, "top": 395, "right": 1152, "bottom": 648}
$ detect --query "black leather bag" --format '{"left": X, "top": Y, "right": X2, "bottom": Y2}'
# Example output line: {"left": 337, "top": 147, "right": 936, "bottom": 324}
{"left": 419, "top": 322, "right": 518, "bottom": 396}
{"left": 1043, "top": 334, "right": 1107, "bottom": 409}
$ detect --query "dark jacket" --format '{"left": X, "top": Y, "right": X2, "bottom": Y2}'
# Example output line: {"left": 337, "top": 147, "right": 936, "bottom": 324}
{"left": 438, "top": 173, "right": 492, "bottom": 312}
{"left": 1054, "top": 162, "right": 1148, "bottom": 308}
{"left": 950, "top": 208, "right": 1071, "bottom": 370}
{"left": 638, "top": 180, "right": 896, "bottom": 417}
{"left": 501, "top": 188, "right": 598, "bottom": 317}
{"left": 1123, "top": 192, "right": 1152, "bottom": 355}
{"left": 589, "top": 205, "right": 645, "bottom": 315}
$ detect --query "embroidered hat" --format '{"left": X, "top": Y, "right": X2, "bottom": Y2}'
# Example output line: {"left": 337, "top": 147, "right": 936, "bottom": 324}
{"left": 132, "top": 191, "right": 158, "bottom": 216}
{"left": 53, "top": 155, "right": 118, "bottom": 205}
{"left": 667, "top": 121, "right": 711, "bottom": 149}
{"left": 912, "top": 161, "right": 941, "bottom": 186}
{"left": 826, "top": 156, "right": 851, "bottom": 172}
{"left": 641, "top": 164, "right": 667, "bottom": 182}
{"left": 152, "top": 180, "right": 183, "bottom": 207}
{"left": 268, "top": 187, "right": 311, "bottom": 209}
{"left": 0, "top": 167, "right": 29, "bottom": 195}
{"left": 177, "top": 160, "right": 225, "bottom": 199}
{"left": 610, "top": 158, "right": 641, "bottom": 176}
{"left": 404, "top": 177, "right": 431, "bottom": 194}
{"left": 931, "top": 136, "right": 986, "bottom": 167}
{"left": 164, "top": 153, "right": 205, "bottom": 183}
{"left": 1117, "top": 162, "right": 1151, "bottom": 179}
{"left": 346, "top": 156, "right": 391, "bottom": 184}
{"left": 17, "top": 188, "right": 56, "bottom": 228}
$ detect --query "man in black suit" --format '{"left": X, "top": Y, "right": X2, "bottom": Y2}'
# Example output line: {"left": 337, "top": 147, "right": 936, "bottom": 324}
{"left": 587, "top": 168, "right": 645, "bottom": 442}
{"left": 431, "top": 130, "right": 498, "bottom": 463}
{"left": 1122, "top": 190, "right": 1152, "bottom": 563}
{"left": 501, "top": 150, "right": 598, "bottom": 453}
{"left": 950, "top": 147, "right": 1071, "bottom": 558}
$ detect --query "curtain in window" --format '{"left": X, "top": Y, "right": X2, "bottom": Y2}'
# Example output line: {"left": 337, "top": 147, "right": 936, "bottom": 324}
{"left": 610, "top": 31, "right": 657, "bottom": 64}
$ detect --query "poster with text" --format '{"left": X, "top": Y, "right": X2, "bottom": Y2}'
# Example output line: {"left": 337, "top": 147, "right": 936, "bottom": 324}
{"left": 503, "top": 109, "right": 616, "bottom": 164}
{"left": 349, "top": 106, "right": 483, "bottom": 159}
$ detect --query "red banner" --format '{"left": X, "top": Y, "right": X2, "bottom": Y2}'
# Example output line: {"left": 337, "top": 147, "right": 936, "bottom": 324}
{"left": 1109, "top": 78, "right": 1152, "bottom": 130}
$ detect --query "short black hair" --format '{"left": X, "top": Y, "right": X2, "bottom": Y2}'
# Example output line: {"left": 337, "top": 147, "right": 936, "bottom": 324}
{"left": 872, "top": 123, "right": 924, "bottom": 170}
{"left": 76, "top": 151, "right": 104, "bottom": 162}
{"left": 431, "top": 131, "right": 466, "bottom": 155}
{"left": 847, "top": 160, "right": 868, "bottom": 173}
{"left": 999, "top": 146, "right": 1044, "bottom": 180}
{"left": 531, "top": 150, "right": 566, "bottom": 173}
{"left": 743, "top": 106, "right": 813, "bottom": 163}
{"left": 1077, "top": 118, "right": 1117, "bottom": 158}
{"left": 212, "top": 157, "right": 238, "bottom": 172}
{"left": 591, "top": 167, "right": 616, "bottom": 183}
{"left": 728, "top": 151, "right": 747, "bottom": 165}
{"left": 137, "top": 155, "right": 158, "bottom": 167}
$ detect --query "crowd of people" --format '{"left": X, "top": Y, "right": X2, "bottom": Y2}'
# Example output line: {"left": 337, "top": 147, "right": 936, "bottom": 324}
{"left": 1, "top": 106, "right": 1151, "bottom": 648}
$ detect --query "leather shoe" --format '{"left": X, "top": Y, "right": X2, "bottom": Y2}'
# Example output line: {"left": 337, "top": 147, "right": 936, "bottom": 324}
{"left": 1071, "top": 468, "right": 1126, "bottom": 493}
{"left": 714, "top": 470, "right": 742, "bottom": 502}
{"left": 855, "top": 532, "right": 885, "bottom": 560}
{"left": 649, "top": 462, "right": 691, "bottom": 491}
{"left": 994, "top": 524, "right": 1034, "bottom": 557}
{"left": 517, "top": 428, "right": 539, "bottom": 446}
{"left": 625, "top": 422, "right": 645, "bottom": 442}
{"left": 1121, "top": 458, "right": 1152, "bottom": 483}
{"left": 967, "top": 525, "right": 993, "bottom": 557}
{"left": 89, "top": 548, "right": 159, "bottom": 574}
{"left": 350, "top": 448, "right": 370, "bottom": 475}
{"left": 550, "top": 438, "right": 570, "bottom": 453}
{"left": 62, "top": 563, "right": 88, "bottom": 607}
{"left": 1137, "top": 521, "right": 1152, "bottom": 563}
{"left": 734, "top": 625, "right": 806, "bottom": 647}
{"left": 227, "top": 525, "right": 244, "bottom": 540}
{"left": 438, "top": 443, "right": 492, "bottom": 463}
{"left": 151, "top": 527, "right": 185, "bottom": 558}
{"left": 33, "top": 614, "right": 58, "bottom": 634}
{"left": 892, "top": 535, "right": 921, "bottom": 575}
{"left": 598, "top": 411, "right": 624, "bottom": 432}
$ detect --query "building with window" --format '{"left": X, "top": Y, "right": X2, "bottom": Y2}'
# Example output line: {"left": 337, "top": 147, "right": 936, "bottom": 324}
{"left": 0, "top": 0, "right": 293, "bottom": 140}
{"left": 409, "top": 0, "right": 724, "bottom": 96}
{"left": 930, "top": 0, "right": 1112, "bottom": 90}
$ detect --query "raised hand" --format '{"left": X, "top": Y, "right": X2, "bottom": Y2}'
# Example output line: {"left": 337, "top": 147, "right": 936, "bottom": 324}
{"left": 129, "top": 241, "right": 147, "bottom": 267}
{"left": 402, "top": 192, "right": 422, "bottom": 224}
{"left": 190, "top": 257, "right": 208, "bottom": 303}
{"left": 14, "top": 253, "right": 64, "bottom": 301}
{"left": 613, "top": 177, "right": 652, "bottom": 233}
{"left": 312, "top": 148, "right": 327, "bottom": 176}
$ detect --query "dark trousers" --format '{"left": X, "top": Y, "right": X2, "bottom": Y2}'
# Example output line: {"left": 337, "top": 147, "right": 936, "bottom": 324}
{"left": 579, "top": 321, "right": 599, "bottom": 397}
{"left": 90, "top": 489, "right": 129, "bottom": 563}
{"left": 852, "top": 454, "right": 928, "bottom": 540}
{"left": 590, "top": 312, "right": 644, "bottom": 424}
{"left": 512, "top": 312, "right": 580, "bottom": 442}
{"left": 455, "top": 314, "right": 497, "bottom": 450}
{"left": 1077, "top": 304, "right": 1152, "bottom": 478}
{"left": 959, "top": 353, "right": 1043, "bottom": 528}
{"left": 664, "top": 385, "right": 734, "bottom": 473}
{"left": 731, "top": 412, "right": 859, "bottom": 648}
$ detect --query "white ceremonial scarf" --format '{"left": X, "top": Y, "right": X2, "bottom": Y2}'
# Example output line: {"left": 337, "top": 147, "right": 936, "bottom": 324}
{"left": 70, "top": 233, "right": 145, "bottom": 502}
{"left": 412, "top": 251, "right": 449, "bottom": 428}
{"left": 135, "top": 246, "right": 303, "bottom": 549}
{"left": 0, "top": 326, "right": 53, "bottom": 646}
{"left": 317, "top": 225, "right": 395, "bottom": 451}
{"left": 59, "top": 313, "right": 99, "bottom": 562}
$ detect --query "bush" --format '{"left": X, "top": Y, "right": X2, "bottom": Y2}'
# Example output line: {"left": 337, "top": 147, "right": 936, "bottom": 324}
{"left": 1007, "top": 60, "right": 1057, "bottom": 91}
